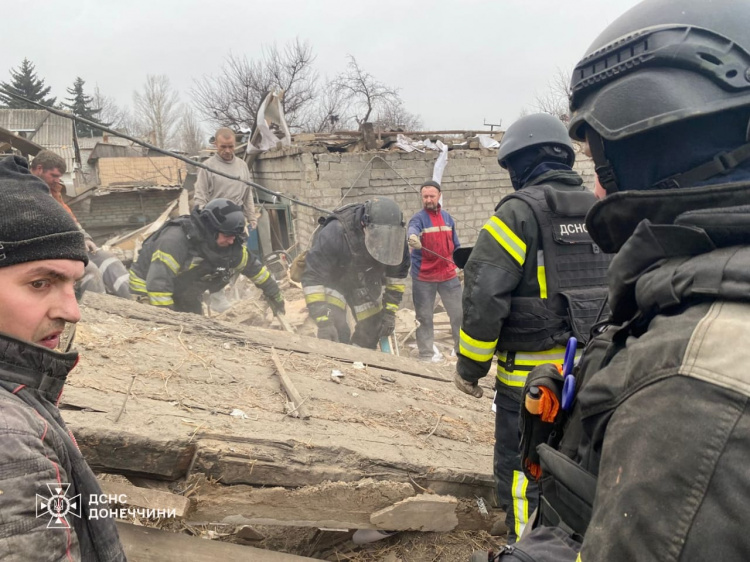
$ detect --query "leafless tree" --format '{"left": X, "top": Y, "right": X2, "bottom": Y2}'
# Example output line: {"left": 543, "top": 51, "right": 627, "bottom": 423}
{"left": 191, "top": 39, "right": 317, "bottom": 130}
{"left": 92, "top": 86, "right": 135, "bottom": 134}
{"left": 178, "top": 108, "right": 205, "bottom": 156}
{"left": 300, "top": 77, "right": 354, "bottom": 132}
{"left": 333, "top": 56, "right": 400, "bottom": 125}
{"left": 375, "top": 101, "right": 423, "bottom": 132}
{"left": 529, "top": 67, "right": 573, "bottom": 122}
{"left": 133, "top": 74, "right": 181, "bottom": 148}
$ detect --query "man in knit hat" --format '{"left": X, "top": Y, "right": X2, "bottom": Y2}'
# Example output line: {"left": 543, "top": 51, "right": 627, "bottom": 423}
{"left": 0, "top": 155, "right": 125, "bottom": 560}
{"left": 407, "top": 180, "right": 463, "bottom": 362}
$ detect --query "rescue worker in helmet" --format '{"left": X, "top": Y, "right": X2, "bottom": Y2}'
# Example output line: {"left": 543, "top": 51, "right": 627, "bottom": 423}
{"left": 454, "top": 113, "right": 611, "bottom": 543}
{"left": 129, "top": 198, "right": 285, "bottom": 315}
{"left": 471, "top": 1, "right": 750, "bottom": 560}
{"left": 302, "top": 197, "right": 410, "bottom": 349}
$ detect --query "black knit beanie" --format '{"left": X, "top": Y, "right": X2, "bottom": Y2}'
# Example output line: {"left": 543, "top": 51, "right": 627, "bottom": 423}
{"left": 0, "top": 155, "right": 87, "bottom": 268}
{"left": 420, "top": 180, "right": 441, "bottom": 192}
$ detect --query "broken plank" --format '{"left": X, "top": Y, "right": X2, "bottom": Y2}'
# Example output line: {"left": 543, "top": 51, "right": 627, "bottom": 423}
{"left": 81, "top": 292, "right": 449, "bottom": 383}
{"left": 271, "top": 347, "right": 310, "bottom": 419}
{"left": 115, "top": 522, "right": 318, "bottom": 562}
{"left": 99, "top": 480, "right": 191, "bottom": 517}
{"left": 370, "top": 494, "right": 459, "bottom": 532}
{"left": 188, "top": 478, "right": 414, "bottom": 530}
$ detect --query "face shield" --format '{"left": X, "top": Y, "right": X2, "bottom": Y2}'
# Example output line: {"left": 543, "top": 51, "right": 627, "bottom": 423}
{"left": 363, "top": 222, "right": 406, "bottom": 266}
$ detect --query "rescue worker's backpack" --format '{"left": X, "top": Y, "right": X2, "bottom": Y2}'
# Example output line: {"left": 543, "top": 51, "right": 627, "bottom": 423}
{"left": 289, "top": 203, "right": 364, "bottom": 283}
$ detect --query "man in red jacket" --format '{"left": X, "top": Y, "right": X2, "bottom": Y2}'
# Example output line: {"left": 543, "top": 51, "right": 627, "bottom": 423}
{"left": 407, "top": 180, "right": 462, "bottom": 362}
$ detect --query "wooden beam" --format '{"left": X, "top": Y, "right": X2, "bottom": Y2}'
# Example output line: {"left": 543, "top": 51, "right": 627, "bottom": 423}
{"left": 99, "top": 480, "right": 191, "bottom": 517}
{"left": 271, "top": 347, "right": 310, "bottom": 419}
{"left": 115, "top": 522, "right": 318, "bottom": 562}
{"left": 81, "top": 293, "right": 450, "bottom": 383}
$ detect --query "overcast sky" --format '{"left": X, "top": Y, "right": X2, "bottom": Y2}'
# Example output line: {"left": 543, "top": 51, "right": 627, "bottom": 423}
{"left": 6, "top": 0, "right": 643, "bottom": 132}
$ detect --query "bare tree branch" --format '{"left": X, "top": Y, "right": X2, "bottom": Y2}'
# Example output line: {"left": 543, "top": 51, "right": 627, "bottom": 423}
{"left": 333, "top": 55, "right": 400, "bottom": 125}
{"left": 191, "top": 38, "right": 317, "bottom": 131}
{"left": 133, "top": 74, "right": 181, "bottom": 148}
{"left": 178, "top": 107, "right": 205, "bottom": 155}
{"left": 528, "top": 67, "right": 573, "bottom": 122}
{"left": 375, "top": 100, "right": 423, "bottom": 132}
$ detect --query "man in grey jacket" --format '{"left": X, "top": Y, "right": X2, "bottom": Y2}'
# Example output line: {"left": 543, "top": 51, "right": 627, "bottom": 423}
{"left": 194, "top": 128, "right": 257, "bottom": 230}
{"left": 0, "top": 155, "right": 125, "bottom": 561}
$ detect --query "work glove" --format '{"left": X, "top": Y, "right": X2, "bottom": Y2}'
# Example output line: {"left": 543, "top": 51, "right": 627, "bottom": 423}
{"left": 315, "top": 317, "right": 338, "bottom": 342}
{"left": 378, "top": 310, "right": 397, "bottom": 338}
{"left": 408, "top": 234, "right": 422, "bottom": 250}
{"left": 84, "top": 238, "right": 98, "bottom": 253}
{"left": 265, "top": 292, "right": 286, "bottom": 315}
{"left": 453, "top": 372, "right": 483, "bottom": 398}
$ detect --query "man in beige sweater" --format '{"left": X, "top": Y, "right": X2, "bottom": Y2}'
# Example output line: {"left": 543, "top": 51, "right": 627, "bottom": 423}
{"left": 194, "top": 128, "right": 257, "bottom": 230}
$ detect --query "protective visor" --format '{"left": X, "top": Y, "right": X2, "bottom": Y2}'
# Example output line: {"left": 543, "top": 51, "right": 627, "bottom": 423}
{"left": 363, "top": 223, "right": 406, "bottom": 266}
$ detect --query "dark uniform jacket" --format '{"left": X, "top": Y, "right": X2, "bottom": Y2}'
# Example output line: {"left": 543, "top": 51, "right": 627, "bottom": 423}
{"left": 129, "top": 211, "right": 279, "bottom": 314}
{"left": 0, "top": 333, "right": 125, "bottom": 561}
{"left": 302, "top": 204, "right": 409, "bottom": 324}
{"left": 539, "top": 181, "right": 750, "bottom": 561}
{"left": 458, "top": 170, "right": 608, "bottom": 398}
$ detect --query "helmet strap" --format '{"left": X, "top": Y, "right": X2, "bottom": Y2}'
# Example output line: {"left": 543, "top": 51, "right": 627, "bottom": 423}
{"left": 587, "top": 130, "right": 619, "bottom": 194}
{"left": 651, "top": 141, "right": 750, "bottom": 189}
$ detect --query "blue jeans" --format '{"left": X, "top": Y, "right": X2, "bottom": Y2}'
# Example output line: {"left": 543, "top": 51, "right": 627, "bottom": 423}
{"left": 412, "top": 276, "right": 463, "bottom": 357}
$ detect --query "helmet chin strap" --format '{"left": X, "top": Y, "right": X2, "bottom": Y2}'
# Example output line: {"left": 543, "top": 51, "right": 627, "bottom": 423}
{"left": 586, "top": 131, "right": 620, "bottom": 194}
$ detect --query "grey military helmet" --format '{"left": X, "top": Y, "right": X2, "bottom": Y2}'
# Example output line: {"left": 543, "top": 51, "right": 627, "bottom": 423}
{"left": 568, "top": 0, "right": 750, "bottom": 143}
{"left": 199, "top": 198, "right": 246, "bottom": 236}
{"left": 362, "top": 197, "right": 406, "bottom": 266}
{"left": 497, "top": 113, "right": 575, "bottom": 170}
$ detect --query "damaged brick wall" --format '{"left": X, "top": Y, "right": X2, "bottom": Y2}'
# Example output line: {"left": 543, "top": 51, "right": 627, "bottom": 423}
{"left": 73, "top": 190, "right": 180, "bottom": 240}
{"left": 252, "top": 145, "right": 596, "bottom": 253}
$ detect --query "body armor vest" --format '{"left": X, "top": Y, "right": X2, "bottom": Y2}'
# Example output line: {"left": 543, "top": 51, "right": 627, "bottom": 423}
{"left": 500, "top": 186, "right": 612, "bottom": 351}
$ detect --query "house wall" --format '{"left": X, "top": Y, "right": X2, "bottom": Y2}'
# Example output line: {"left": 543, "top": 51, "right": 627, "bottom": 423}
{"left": 251, "top": 145, "right": 597, "bottom": 252}
{"left": 74, "top": 190, "right": 180, "bottom": 240}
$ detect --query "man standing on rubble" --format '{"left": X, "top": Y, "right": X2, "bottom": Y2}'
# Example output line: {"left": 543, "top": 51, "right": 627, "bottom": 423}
{"left": 129, "top": 197, "right": 285, "bottom": 315}
{"left": 0, "top": 155, "right": 125, "bottom": 560}
{"left": 454, "top": 114, "right": 611, "bottom": 543}
{"left": 302, "top": 197, "right": 409, "bottom": 349}
{"left": 194, "top": 128, "right": 257, "bottom": 230}
{"left": 407, "top": 180, "right": 463, "bottom": 362}
{"left": 468, "top": 1, "right": 750, "bottom": 560}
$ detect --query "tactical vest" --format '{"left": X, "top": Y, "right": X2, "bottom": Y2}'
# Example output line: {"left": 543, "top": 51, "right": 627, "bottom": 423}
{"left": 500, "top": 186, "right": 612, "bottom": 351}
{"left": 319, "top": 204, "right": 385, "bottom": 304}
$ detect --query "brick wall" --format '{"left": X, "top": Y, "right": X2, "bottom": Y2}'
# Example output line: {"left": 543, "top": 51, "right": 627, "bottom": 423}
{"left": 74, "top": 189, "right": 180, "bottom": 240}
{"left": 96, "top": 156, "right": 188, "bottom": 188}
{"left": 252, "top": 145, "right": 596, "bottom": 251}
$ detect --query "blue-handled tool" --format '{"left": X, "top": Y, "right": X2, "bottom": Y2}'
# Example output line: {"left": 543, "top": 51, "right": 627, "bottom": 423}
{"left": 561, "top": 336, "right": 578, "bottom": 411}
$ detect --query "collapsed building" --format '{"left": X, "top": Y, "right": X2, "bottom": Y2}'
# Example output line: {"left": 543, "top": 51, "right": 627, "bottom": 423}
{"left": 0, "top": 114, "right": 598, "bottom": 559}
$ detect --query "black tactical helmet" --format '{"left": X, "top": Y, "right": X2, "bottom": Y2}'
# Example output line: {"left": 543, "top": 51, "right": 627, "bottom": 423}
{"left": 497, "top": 113, "right": 575, "bottom": 170}
{"left": 199, "top": 198, "right": 246, "bottom": 236}
{"left": 362, "top": 197, "right": 406, "bottom": 266}
{"left": 569, "top": 0, "right": 750, "bottom": 192}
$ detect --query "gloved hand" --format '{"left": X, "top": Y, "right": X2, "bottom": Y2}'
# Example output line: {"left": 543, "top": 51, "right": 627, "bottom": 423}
{"left": 84, "top": 238, "right": 98, "bottom": 253}
{"left": 408, "top": 234, "right": 422, "bottom": 250}
{"left": 265, "top": 292, "right": 285, "bottom": 315}
{"left": 378, "top": 310, "right": 397, "bottom": 338}
{"left": 315, "top": 317, "right": 339, "bottom": 342}
{"left": 453, "top": 372, "right": 483, "bottom": 398}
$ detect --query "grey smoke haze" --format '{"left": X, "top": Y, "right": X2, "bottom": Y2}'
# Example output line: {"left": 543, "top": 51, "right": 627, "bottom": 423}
{"left": 3, "top": 0, "right": 642, "bottom": 130}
